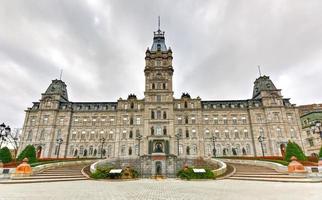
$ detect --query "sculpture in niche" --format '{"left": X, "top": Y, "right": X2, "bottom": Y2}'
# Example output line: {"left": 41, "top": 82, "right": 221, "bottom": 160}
{"left": 154, "top": 142, "right": 163, "bottom": 153}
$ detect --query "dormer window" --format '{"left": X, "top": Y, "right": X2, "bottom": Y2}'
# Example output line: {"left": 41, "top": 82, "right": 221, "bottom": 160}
{"left": 157, "top": 44, "right": 161, "bottom": 51}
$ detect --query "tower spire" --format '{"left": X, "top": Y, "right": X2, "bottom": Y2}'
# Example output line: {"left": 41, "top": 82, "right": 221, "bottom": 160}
{"left": 158, "top": 16, "right": 160, "bottom": 31}
{"left": 59, "top": 69, "right": 63, "bottom": 80}
{"left": 258, "top": 65, "right": 262, "bottom": 77}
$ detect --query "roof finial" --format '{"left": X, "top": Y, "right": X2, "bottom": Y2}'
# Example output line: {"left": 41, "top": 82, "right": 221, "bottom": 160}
{"left": 59, "top": 69, "right": 63, "bottom": 80}
{"left": 258, "top": 65, "right": 262, "bottom": 77}
{"left": 158, "top": 16, "right": 160, "bottom": 31}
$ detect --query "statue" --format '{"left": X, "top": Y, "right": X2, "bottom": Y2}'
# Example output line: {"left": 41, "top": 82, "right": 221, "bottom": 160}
{"left": 154, "top": 142, "right": 163, "bottom": 153}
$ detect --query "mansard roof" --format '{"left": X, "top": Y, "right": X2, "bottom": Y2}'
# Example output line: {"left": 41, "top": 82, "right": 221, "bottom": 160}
{"left": 252, "top": 75, "right": 277, "bottom": 99}
{"left": 43, "top": 79, "right": 69, "bottom": 101}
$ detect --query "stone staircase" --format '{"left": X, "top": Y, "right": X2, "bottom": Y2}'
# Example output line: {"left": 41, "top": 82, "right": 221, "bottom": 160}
{"left": 0, "top": 165, "right": 88, "bottom": 184}
{"left": 228, "top": 163, "right": 321, "bottom": 183}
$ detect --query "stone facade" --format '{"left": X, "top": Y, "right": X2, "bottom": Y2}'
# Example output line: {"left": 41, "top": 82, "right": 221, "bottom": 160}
{"left": 298, "top": 104, "right": 322, "bottom": 156}
{"left": 19, "top": 27, "right": 304, "bottom": 159}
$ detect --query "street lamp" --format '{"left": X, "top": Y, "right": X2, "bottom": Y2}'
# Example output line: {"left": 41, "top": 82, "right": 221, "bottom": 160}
{"left": 212, "top": 135, "right": 217, "bottom": 157}
{"left": 56, "top": 138, "right": 63, "bottom": 159}
{"left": 99, "top": 137, "right": 106, "bottom": 159}
{"left": 175, "top": 133, "right": 182, "bottom": 156}
{"left": 258, "top": 135, "right": 265, "bottom": 157}
{"left": 136, "top": 133, "right": 142, "bottom": 156}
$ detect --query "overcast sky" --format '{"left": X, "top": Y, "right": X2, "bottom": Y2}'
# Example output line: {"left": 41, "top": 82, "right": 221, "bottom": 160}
{"left": 1, "top": 0, "right": 322, "bottom": 128}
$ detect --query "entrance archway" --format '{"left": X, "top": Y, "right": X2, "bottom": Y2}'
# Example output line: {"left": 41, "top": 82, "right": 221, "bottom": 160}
{"left": 155, "top": 161, "right": 162, "bottom": 175}
{"left": 36, "top": 146, "right": 42, "bottom": 158}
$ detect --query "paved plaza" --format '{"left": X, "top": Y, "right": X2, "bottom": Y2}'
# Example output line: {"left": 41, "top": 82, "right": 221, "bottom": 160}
{"left": 0, "top": 179, "right": 320, "bottom": 200}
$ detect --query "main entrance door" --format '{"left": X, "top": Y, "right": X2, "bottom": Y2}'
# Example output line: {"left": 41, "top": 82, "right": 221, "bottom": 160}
{"left": 155, "top": 161, "right": 162, "bottom": 175}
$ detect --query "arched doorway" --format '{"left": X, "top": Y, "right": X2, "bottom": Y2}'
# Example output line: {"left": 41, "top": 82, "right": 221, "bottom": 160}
{"left": 155, "top": 161, "right": 162, "bottom": 175}
{"left": 36, "top": 146, "right": 42, "bottom": 158}
{"left": 83, "top": 149, "right": 88, "bottom": 157}
{"left": 280, "top": 144, "right": 286, "bottom": 158}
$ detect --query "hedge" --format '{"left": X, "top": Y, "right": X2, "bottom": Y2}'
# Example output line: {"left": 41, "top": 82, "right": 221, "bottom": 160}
{"left": 0, "top": 147, "right": 13, "bottom": 163}
{"left": 17, "top": 145, "right": 37, "bottom": 163}
{"left": 284, "top": 141, "right": 306, "bottom": 161}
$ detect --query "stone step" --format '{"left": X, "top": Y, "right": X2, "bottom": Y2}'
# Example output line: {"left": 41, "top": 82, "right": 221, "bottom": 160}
{"left": 228, "top": 176, "right": 322, "bottom": 183}
{"left": 233, "top": 174, "right": 307, "bottom": 179}
{"left": 0, "top": 177, "right": 88, "bottom": 184}
{"left": 234, "top": 172, "right": 285, "bottom": 175}
{"left": 12, "top": 175, "right": 85, "bottom": 180}
{"left": 35, "top": 173, "right": 82, "bottom": 176}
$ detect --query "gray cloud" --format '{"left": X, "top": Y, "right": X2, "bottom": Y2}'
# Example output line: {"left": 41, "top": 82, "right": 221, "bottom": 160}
{"left": 0, "top": 0, "right": 322, "bottom": 128}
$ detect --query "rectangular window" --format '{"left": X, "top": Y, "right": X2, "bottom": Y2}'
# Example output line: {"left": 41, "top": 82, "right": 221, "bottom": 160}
{"left": 191, "top": 117, "right": 196, "bottom": 124}
{"left": 223, "top": 117, "right": 228, "bottom": 125}
{"left": 136, "top": 117, "right": 141, "bottom": 125}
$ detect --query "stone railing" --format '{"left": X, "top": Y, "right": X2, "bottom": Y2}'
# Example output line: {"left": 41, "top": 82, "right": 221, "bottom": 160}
{"left": 208, "top": 158, "right": 227, "bottom": 177}
{"left": 219, "top": 158, "right": 288, "bottom": 173}
{"left": 32, "top": 160, "right": 97, "bottom": 175}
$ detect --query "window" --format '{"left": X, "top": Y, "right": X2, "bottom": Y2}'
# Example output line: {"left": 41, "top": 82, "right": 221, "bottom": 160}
{"left": 122, "top": 130, "right": 127, "bottom": 139}
{"left": 130, "top": 117, "right": 134, "bottom": 125}
{"left": 192, "top": 129, "right": 196, "bottom": 138}
{"left": 152, "top": 83, "right": 155, "bottom": 89}
{"left": 81, "top": 131, "right": 86, "bottom": 140}
{"left": 72, "top": 132, "right": 76, "bottom": 140}
{"left": 39, "top": 130, "right": 45, "bottom": 140}
{"left": 224, "top": 130, "right": 229, "bottom": 139}
{"left": 151, "top": 127, "right": 154, "bottom": 135}
{"left": 191, "top": 103, "right": 194, "bottom": 109}
{"left": 204, "top": 116, "right": 209, "bottom": 124}
{"left": 121, "top": 145, "right": 126, "bottom": 156}
{"left": 90, "top": 131, "right": 95, "bottom": 140}
{"left": 184, "top": 101, "right": 188, "bottom": 108}
{"left": 290, "top": 128, "right": 296, "bottom": 138}
{"left": 156, "top": 126, "right": 162, "bottom": 135}
{"left": 177, "top": 103, "right": 181, "bottom": 109}
{"left": 129, "top": 130, "right": 133, "bottom": 139}
{"left": 128, "top": 147, "right": 132, "bottom": 155}
{"left": 163, "top": 83, "right": 166, "bottom": 89}
{"left": 156, "top": 95, "right": 161, "bottom": 102}
{"left": 234, "top": 130, "right": 239, "bottom": 139}
{"left": 223, "top": 117, "right": 228, "bottom": 125}
{"left": 136, "top": 117, "right": 141, "bottom": 125}
{"left": 256, "top": 114, "right": 262, "bottom": 123}
{"left": 157, "top": 111, "right": 161, "bottom": 119}
{"left": 192, "top": 145, "right": 197, "bottom": 155}
{"left": 186, "top": 146, "right": 190, "bottom": 155}
{"left": 163, "top": 111, "right": 167, "bottom": 119}
{"left": 214, "top": 117, "right": 218, "bottom": 125}
{"left": 215, "top": 130, "right": 220, "bottom": 138}
{"left": 27, "top": 130, "right": 33, "bottom": 141}
{"left": 205, "top": 129, "right": 210, "bottom": 138}
{"left": 151, "top": 110, "right": 155, "bottom": 119}
{"left": 244, "top": 129, "right": 249, "bottom": 138}
{"left": 43, "top": 115, "right": 49, "bottom": 125}
{"left": 163, "top": 126, "right": 167, "bottom": 135}
{"left": 232, "top": 117, "right": 237, "bottom": 125}
{"left": 185, "top": 116, "right": 189, "bottom": 124}
{"left": 308, "top": 138, "right": 314, "bottom": 147}
{"left": 186, "top": 129, "right": 189, "bottom": 138}
{"left": 130, "top": 102, "right": 134, "bottom": 109}
{"left": 241, "top": 117, "right": 247, "bottom": 124}
{"left": 191, "top": 117, "right": 196, "bottom": 124}
{"left": 277, "top": 128, "right": 282, "bottom": 137}
{"left": 178, "top": 117, "right": 182, "bottom": 124}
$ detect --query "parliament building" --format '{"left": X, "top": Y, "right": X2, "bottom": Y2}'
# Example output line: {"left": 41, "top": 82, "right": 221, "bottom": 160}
{"left": 19, "top": 27, "right": 304, "bottom": 159}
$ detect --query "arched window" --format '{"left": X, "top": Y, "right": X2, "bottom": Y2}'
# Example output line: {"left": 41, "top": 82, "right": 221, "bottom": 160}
{"left": 152, "top": 83, "right": 155, "bottom": 89}
{"left": 185, "top": 116, "right": 189, "bottom": 124}
{"left": 130, "top": 102, "right": 134, "bottom": 109}
{"left": 186, "top": 129, "right": 189, "bottom": 138}
{"left": 163, "top": 126, "right": 167, "bottom": 135}
{"left": 27, "top": 130, "right": 33, "bottom": 141}
{"left": 163, "top": 111, "right": 167, "bottom": 119}
{"left": 163, "top": 83, "right": 166, "bottom": 89}
{"left": 151, "top": 110, "right": 155, "bottom": 119}
{"left": 184, "top": 101, "right": 188, "bottom": 108}
{"left": 186, "top": 146, "right": 190, "bottom": 155}
{"left": 128, "top": 147, "right": 132, "bottom": 155}
{"left": 130, "top": 117, "right": 134, "bottom": 125}
{"left": 80, "top": 146, "right": 84, "bottom": 155}
{"left": 157, "top": 110, "right": 161, "bottom": 119}
{"left": 234, "top": 130, "right": 239, "bottom": 139}
{"left": 151, "top": 127, "right": 154, "bottom": 135}
{"left": 129, "top": 130, "right": 133, "bottom": 139}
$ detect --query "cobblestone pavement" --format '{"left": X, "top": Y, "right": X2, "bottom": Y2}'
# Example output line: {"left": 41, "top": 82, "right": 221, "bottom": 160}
{"left": 0, "top": 179, "right": 320, "bottom": 200}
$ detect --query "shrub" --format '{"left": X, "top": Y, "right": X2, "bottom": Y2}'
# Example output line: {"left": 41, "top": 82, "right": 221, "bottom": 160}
{"left": 90, "top": 166, "right": 111, "bottom": 179}
{"left": 284, "top": 141, "right": 307, "bottom": 161}
{"left": 0, "top": 147, "right": 13, "bottom": 163}
{"left": 319, "top": 146, "right": 322, "bottom": 159}
{"left": 17, "top": 145, "right": 37, "bottom": 163}
{"left": 177, "top": 167, "right": 215, "bottom": 180}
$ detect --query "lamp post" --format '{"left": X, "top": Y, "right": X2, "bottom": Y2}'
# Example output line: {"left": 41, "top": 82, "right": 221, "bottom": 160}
{"left": 136, "top": 133, "right": 142, "bottom": 156}
{"left": 212, "top": 134, "right": 217, "bottom": 157}
{"left": 56, "top": 138, "right": 63, "bottom": 159}
{"left": 175, "top": 133, "right": 181, "bottom": 156}
{"left": 258, "top": 135, "right": 265, "bottom": 157}
{"left": 0, "top": 123, "right": 11, "bottom": 148}
{"left": 99, "top": 137, "right": 106, "bottom": 159}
